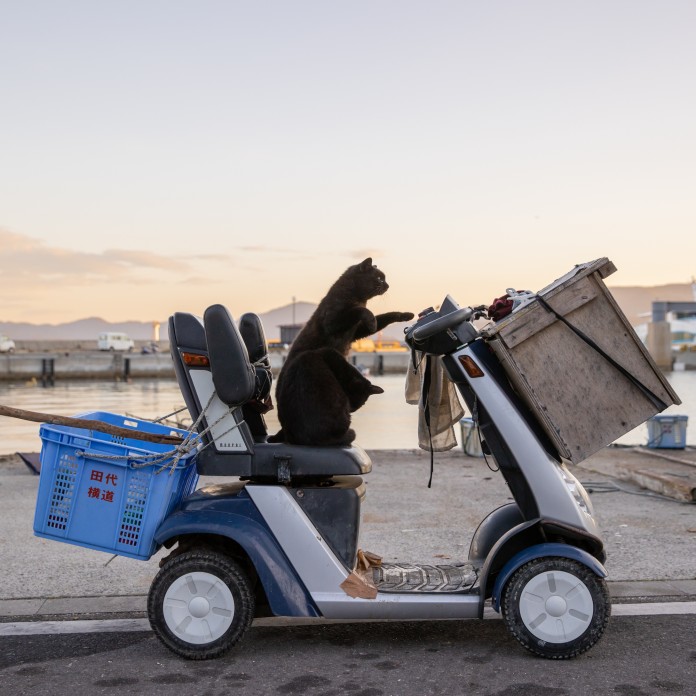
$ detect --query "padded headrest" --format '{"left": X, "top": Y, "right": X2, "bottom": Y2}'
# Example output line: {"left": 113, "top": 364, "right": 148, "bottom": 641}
{"left": 239, "top": 313, "right": 269, "bottom": 365}
{"left": 203, "top": 304, "right": 257, "bottom": 407}
{"left": 169, "top": 312, "right": 207, "bottom": 351}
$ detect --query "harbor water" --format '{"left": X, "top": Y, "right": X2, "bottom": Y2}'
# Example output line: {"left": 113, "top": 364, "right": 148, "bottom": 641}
{"left": 1, "top": 371, "right": 695, "bottom": 455}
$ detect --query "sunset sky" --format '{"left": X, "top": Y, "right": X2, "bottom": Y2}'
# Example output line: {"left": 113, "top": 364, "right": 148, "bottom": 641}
{"left": 2, "top": 1, "right": 695, "bottom": 324}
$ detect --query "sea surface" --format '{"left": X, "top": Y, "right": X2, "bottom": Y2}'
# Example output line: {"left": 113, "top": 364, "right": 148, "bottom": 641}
{"left": 1, "top": 371, "right": 695, "bottom": 455}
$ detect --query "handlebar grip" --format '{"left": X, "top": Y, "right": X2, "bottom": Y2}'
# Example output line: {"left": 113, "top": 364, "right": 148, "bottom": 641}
{"left": 411, "top": 307, "right": 473, "bottom": 342}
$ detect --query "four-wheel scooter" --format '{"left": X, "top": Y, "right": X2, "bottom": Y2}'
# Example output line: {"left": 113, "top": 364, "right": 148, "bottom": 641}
{"left": 33, "top": 295, "right": 612, "bottom": 661}
{"left": 153, "top": 297, "right": 610, "bottom": 659}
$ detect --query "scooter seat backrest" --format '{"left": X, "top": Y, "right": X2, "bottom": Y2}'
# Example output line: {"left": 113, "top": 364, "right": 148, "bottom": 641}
{"left": 239, "top": 312, "right": 272, "bottom": 402}
{"left": 168, "top": 311, "right": 208, "bottom": 427}
{"left": 239, "top": 312, "right": 269, "bottom": 366}
{"left": 237, "top": 312, "right": 273, "bottom": 442}
{"left": 170, "top": 308, "right": 255, "bottom": 456}
{"left": 203, "top": 304, "right": 257, "bottom": 408}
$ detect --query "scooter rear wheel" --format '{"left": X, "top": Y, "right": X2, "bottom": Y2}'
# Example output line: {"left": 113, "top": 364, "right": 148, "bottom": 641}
{"left": 148, "top": 548, "right": 255, "bottom": 660}
{"left": 501, "top": 556, "right": 610, "bottom": 659}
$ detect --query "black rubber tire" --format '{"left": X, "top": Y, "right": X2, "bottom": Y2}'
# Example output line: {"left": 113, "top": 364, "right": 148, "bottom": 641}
{"left": 501, "top": 557, "right": 611, "bottom": 659}
{"left": 148, "top": 548, "right": 255, "bottom": 660}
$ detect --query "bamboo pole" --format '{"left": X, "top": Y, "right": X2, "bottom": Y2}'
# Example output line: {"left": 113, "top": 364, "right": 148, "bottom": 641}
{"left": 0, "top": 405, "right": 184, "bottom": 446}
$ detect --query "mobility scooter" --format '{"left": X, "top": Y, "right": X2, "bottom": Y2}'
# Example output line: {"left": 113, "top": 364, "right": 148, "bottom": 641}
{"left": 136, "top": 295, "right": 612, "bottom": 660}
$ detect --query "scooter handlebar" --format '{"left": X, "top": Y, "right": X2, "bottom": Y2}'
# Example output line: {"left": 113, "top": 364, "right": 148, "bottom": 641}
{"left": 410, "top": 307, "right": 474, "bottom": 343}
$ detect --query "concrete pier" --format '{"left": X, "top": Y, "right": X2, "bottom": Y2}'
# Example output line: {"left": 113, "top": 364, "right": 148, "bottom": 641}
{"left": 1, "top": 348, "right": 411, "bottom": 382}
{"left": 0, "top": 351, "right": 175, "bottom": 381}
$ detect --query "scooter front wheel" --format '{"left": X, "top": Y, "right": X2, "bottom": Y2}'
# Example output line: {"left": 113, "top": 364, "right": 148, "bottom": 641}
{"left": 501, "top": 557, "right": 610, "bottom": 659}
{"left": 148, "top": 548, "right": 255, "bottom": 660}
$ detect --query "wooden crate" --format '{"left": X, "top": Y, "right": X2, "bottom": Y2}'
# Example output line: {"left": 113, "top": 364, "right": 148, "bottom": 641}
{"left": 481, "top": 258, "right": 681, "bottom": 464}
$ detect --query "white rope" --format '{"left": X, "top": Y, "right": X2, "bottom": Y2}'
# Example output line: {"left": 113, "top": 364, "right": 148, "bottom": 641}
{"left": 151, "top": 405, "right": 189, "bottom": 424}
{"left": 76, "top": 391, "right": 245, "bottom": 476}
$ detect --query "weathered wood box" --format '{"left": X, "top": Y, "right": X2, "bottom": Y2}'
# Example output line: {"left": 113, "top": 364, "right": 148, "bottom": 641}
{"left": 481, "top": 258, "right": 681, "bottom": 464}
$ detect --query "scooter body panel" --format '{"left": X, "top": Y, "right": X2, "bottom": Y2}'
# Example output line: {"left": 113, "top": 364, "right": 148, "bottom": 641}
{"left": 490, "top": 542, "right": 609, "bottom": 612}
{"left": 154, "top": 485, "right": 320, "bottom": 618}
{"left": 468, "top": 502, "right": 525, "bottom": 564}
{"left": 247, "top": 484, "right": 482, "bottom": 620}
{"left": 315, "top": 592, "right": 481, "bottom": 620}
{"left": 444, "top": 340, "right": 601, "bottom": 539}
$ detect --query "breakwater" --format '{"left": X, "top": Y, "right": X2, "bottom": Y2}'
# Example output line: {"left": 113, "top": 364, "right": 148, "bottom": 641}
{"left": 0, "top": 351, "right": 175, "bottom": 382}
{"left": 0, "top": 347, "right": 411, "bottom": 382}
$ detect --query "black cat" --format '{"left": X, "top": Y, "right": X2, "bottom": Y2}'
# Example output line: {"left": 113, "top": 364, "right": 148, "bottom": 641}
{"left": 268, "top": 258, "right": 414, "bottom": 446}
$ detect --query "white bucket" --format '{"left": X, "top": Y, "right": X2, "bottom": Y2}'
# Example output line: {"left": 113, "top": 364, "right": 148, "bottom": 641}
{"left": 460, "top": 418, "right": 483, "bottom": 457}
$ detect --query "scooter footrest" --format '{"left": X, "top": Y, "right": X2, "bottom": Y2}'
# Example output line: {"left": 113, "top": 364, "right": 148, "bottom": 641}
{"left": 373, "top": 562, "right": 479, "bottom": 593}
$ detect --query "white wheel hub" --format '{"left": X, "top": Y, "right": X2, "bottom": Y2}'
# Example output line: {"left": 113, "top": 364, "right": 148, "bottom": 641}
{"left": 519, "top": 569, "right": 594, "bottom": 643}
{"left": 163, "top": 571, "right": 235, "bottom": 645}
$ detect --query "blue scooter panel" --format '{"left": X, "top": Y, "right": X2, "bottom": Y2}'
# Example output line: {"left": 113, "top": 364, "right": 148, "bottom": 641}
{"left": 491, "top": 542, "right": 608, "bottom": 612}
{"left": 155, "top": 485, "right": 320, "bottom": 618}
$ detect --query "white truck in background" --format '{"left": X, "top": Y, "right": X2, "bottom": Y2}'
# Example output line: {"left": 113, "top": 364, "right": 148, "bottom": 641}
{"left": 97, "top": 332, "right": 135, "bottom": 351}
{"left": 0, "top": 335, "right": 16, "bottom": 353}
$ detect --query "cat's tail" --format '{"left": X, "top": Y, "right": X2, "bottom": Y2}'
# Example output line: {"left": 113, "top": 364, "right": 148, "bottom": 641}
{"left": 266, "top": 429, "right": 285, "bottom": 443}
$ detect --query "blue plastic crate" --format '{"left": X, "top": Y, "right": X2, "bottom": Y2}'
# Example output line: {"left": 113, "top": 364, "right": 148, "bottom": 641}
{"left": 646, "top": 415, "right": 688, "bottom": 449}
{"left": 33, "top": 411, "right": 199, "bottom": 560}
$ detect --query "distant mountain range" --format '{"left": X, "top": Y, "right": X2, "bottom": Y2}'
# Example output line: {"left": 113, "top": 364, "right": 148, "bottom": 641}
{"left": 0, "top": 316, "right": 163, "bottom": 342}
{"left": 0, "top": 301, "right": 409, "bottom": 342}
{"left": 3, "top": 284, "right": 693, "bottom": 341}
{"left": 0, "top": 302, "right": 318, "bottom": 342}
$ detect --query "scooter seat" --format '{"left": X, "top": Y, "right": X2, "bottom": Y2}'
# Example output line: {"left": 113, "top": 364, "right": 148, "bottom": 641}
{"left": 195, "top": 441, "right": 372, "bottom": 478}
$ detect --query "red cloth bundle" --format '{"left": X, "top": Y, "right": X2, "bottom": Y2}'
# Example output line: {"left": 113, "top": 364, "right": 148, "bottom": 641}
{"left": 487, "top": 295, "right": 514, "bottom": 322}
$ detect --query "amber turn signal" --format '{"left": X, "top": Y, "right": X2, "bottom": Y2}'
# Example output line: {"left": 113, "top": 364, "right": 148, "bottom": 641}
{"left": 182, "top": 352, "right": 210, "bottom": 367}
{"left": 459, "top": 355, "right": 484, "bottom": 378}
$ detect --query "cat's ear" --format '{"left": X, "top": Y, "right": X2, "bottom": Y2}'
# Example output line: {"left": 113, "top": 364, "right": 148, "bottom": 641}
{"left": 360, "top": 257, "right": 373, "bottom": 269}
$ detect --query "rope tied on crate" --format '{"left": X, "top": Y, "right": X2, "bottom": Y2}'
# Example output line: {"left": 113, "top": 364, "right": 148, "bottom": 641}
{"left": 75, "top": 392, "right": 246, "bottom": 475}
{"left": 0, "top": 395, "right": 245, "bottom": 476}
{"left": 150, "top": 405, "right": 189, "bottom": 424}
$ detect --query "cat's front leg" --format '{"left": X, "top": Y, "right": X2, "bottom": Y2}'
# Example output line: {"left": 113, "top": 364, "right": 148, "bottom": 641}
{"left": 374, "top": 311, "right": 415, "bottom": 331}
{"left": 353, "top": 311, "right": 414, "bottom": 339}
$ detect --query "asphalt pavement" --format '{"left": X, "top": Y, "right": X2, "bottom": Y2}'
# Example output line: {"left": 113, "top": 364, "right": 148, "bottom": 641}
{"left": 0, "top": 446, "right": 694, "bottom": 622}
{"left": 2, "top": 614, "right": 696, "bottom": 696}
